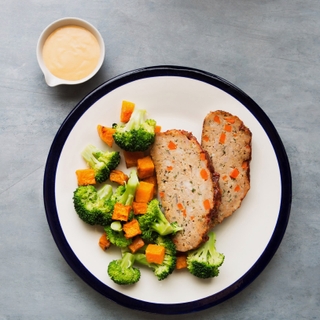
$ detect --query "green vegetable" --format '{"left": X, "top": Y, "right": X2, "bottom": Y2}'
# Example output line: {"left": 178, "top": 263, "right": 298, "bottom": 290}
{"left": 81, "top": 144, "right": 120, "bottom": 183}
{"left": 137, "top": 199, "right": 183, "bottom": 242}
{"left": 107, "top": 252, "right": 140, "bottom": 285}
{"left": 104, "top": 225, "right": 132, "bottom": 248}
{"left": 73, "top": 184, "right": 113, "bottom": 226}
{"left": 134, "top": 236, "right": 177, "bottom": 281}
{"left": 112, "top": 108, "right": 156, "bottom": 152}
{"left": 187, "top": 231, "right": 225, "bottom": 279}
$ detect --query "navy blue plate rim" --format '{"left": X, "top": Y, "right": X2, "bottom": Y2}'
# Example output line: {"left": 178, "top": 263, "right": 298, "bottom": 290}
{"left": 43, "top": 65, "right": 292, "bottom": 314}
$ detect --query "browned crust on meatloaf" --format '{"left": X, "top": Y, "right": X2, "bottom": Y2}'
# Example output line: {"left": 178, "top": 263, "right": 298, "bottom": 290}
{"left": 201, "top": 110, "right": 252, "bottom": 226}
{"left": 150, "top": 129, "right": 220, "bottom": 252}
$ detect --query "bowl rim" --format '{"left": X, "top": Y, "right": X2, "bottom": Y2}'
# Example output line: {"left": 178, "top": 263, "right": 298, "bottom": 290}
{"left": 36, "top": 17, "right": 105, "bottom": 86}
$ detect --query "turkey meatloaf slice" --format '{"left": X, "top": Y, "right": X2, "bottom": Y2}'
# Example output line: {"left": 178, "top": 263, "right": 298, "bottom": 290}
{"left": 150, "top": 129, "right": 220, "bottom": 252}
{"left": 201, "top": 110, "right": 252, "bottom": 226}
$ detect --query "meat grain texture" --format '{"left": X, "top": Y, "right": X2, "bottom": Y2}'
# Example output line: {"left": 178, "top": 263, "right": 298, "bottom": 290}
{"left": 201, "top": 110, "right": 252, "bottom": 226}
{"left": 150, "top": 129, "right": 220, "bottom": 252}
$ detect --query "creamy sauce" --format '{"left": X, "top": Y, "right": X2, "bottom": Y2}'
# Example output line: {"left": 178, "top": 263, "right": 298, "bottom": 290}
{"left": 42, "top": 25, "right": 100, "bottom": 81}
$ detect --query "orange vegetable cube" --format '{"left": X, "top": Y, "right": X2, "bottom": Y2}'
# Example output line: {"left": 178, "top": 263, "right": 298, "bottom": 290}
{"left": 137, "top": 156, "right": 155, "bottom": 179}
{"left": 176, "top": 254, "right": 188, "bottom": 269}
{"left": 98, "top": 233, "right": 111, "bottom": 251}
{"left": 229, "top": 168, "right": 240, "bottom": 179}
{"left": 132, "top": 202, "right": 148, "bottom": 215}
{"left": 135, "top": 181, "right": 154, "bottom": 203}
{"left": 109, "top": 170, "right": 129, "bottom": 185}
{"left": 123, "top": 151, "right": 145, "bottom": 168}
{"left": 75, "top": 169, "right": 96, "bottom": 185}
{"left": 112, "top": 203, "right": 131, "bottom": 221}
{"left": 128, "top": 236, "right": 145, "bottom": 253}
{"left": 97, "top": 125, "right": 116, "bottom": 147}
{"left": 142, "top": 175, "right": 157, "bottom": 196}
{"left": 155, "top": 125, "right": 162, "bottom": 133}
{"left": 123, "top": 219, "right": 142, "bottom": 239}
{"left": 146, "top": 244, "right": 165, "bottom": 264}
{"left": 120, "top": 100, "right": 135, "bottom": 123}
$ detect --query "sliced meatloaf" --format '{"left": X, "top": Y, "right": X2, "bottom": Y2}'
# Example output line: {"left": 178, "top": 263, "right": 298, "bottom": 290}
{"left": 150, "top": 129, "right": 220, "bottom": 252}
{"left": 201, "top": 110, "right": 252, "bottom": 226}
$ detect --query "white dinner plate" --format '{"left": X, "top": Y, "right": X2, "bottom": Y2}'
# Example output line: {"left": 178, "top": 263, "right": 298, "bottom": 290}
{"left": 43, "top": 65, "right": 292, "bottom": 314}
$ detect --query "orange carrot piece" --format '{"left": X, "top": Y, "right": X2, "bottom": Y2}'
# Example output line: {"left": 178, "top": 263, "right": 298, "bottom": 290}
{"left": 159, "top": 191, "right": 165, "bottom": 198}
{"left": 203, "top": 199, "right": 211, "bottom": 210}
{"left": 112, "top": 203, "right": 132, "bottom": 221}
{"left": 75, "top": 169, "right": 96, "bottom": 186}
{"left": 225, "top": 116, "right": 236, "bottom": 124}
{"left": 123, "top": 219, "right": 142, "bottom": 239}
{"left": 97, "top": 125, "right": 116, "bottom": 147}
{"left": 128, "top": 236, "right": 145, "bottom": 253}
{"left": 230, "top": 168, "right": 240, "bottom": 179}
{"left": 109, "top": 170, "right": 129, "bottom": 185}
{"left": 219, "top": 132, "right": 226, "bottom": 144}
{"left": 155, "top": 125, "right": 162, "bottom": 133}
{"left": 177, "top": 203, "right": 186, "bottom": 217}
{"left": 234, "top": 185, "right": 241, "bottom": 192}
{"left": 242, "top": 161, "right": 248, "bottom": 169}
{"left": 120, "top": 100, "right": 135, "bottom": 123}
{"left": 214, "top": 115, "right": 221, "bottom": 123}
{"left": 132, "top": 202, "right": 148, "bottom": 215}
{"left": 135, "top": 181, "right": 154, "bottom": 203}
{"left": 200, "top": 152, "right": 206, "bottom": 161}
{"left": 123, "top": 151, "right": 145, "bottom": 168}
{"left": 224, "top": 124, "right": 232, "bottom": 132}
{"left": 168, "top": 140, "right": 177, "bottom": 150}
{"left": 202, "top": 135, "right": 209, "bottom": 142}
{"left": 200, "top": 168, "right": 209, "bottom": 180}
{"left": 146, "top": 244, "right": 165, "bottom": 264}
{"left": 176, "top": 254, "right": 188, "bottom": 270}
{"left": 222, "top": 175, "right": 228, "bottom": 181}
{"left": 137, "top": 156, "right": 155, "bottom": 179}
{"left": 167, "top": 166, "right": 173, "bottom": 171}
{"left": 99, "top": 233, "right": 111, "bottom": 251}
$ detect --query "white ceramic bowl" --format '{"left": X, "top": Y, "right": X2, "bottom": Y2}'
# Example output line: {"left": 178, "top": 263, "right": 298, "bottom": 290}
{"left": 36, "top": 17, "right": 105, "bottom": 87}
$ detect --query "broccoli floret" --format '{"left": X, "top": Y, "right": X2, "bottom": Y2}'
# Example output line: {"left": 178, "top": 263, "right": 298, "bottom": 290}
{"left": 107, "top": 252, "right": 141, "bottom": 285}
{"left": 134, "top": 236, "right": 177, "bottom": 281}
{"left": 113, "top": 108, "right": 156, "bottom": 152}
{"left": 114, "top": 169, "right": 139, "bottom": 206}
{"left": 104, "top": 225, "right": 132, "bottom": 248}
{"left": 187, "top": 231, "right": 225, "bottom": 279}
{"left": 81, "top": 144, "right": 121, "bottom": 183}
{"left": 73, "top": 184, "right": 114, "bottom": 226}
{"left": 137, "top": 199, "right": 183, "bottom": 242}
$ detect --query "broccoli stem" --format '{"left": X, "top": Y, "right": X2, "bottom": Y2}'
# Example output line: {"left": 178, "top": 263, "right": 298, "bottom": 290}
{"left": 124, "top": 109, "right": 146, "bottom": 131}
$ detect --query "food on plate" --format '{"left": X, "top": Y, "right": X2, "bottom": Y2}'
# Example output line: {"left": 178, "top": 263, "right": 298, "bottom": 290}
{"left": 201, "top": 110, "right": 252, "bottom": 226}
{"left": 73, "top": 184, "right": 114, "bottom": 226}
{"left": 81, "top": 144, "right": 121, "bottom": 183}
{"left": 107, "top": 252, "right": 141, "bottom": 285}
{"left": 72, "top": 101, "right": 236, "bottom": 285}
{"left": 97, "top": 125, "right": 116, "bottom": 147}
{"left": 112, "top": 108, "right": 157, "bottom": 152}
{"left": 132, "top": 235, "right": 177, "bottom": 281}
{"left": 150, "top": 129, "right": 220, "bottom": 252}
{"left": 137, "top": 199, "right": 183, "bottom": 242}
{"left": 187, "top": 231, "right": 225, "bottom": 279}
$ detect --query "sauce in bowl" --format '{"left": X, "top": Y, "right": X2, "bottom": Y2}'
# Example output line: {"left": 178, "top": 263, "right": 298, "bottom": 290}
{"left": 42, "top": 25, "right": 100, "bottom": 81}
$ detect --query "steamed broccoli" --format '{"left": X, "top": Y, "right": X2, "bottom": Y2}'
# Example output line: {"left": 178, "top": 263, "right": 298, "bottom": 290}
{"left": 81, "top": 144, "right": 121, "bottom": 183}
{"left": 107, "top": 252, "right": 140, "bottom": 285}
{"left": 104, "top": 225, "right": 132, "bottom": 248}
{"left": 73, "top": 184, "right": 114, "bottom": 226}
{"left": 134, "top": 236, "right": 177, "bottom": 281}
{"left": 137, "top": 199, "right": 183, "bottom": 242}
{"left": 112, "top": 108, "right": 156, "bottom": 152}
{"left": 187, "top": 231, "right": 225, "bottom": 279}
{"left": 111, "top": 169, "right": 140, "bottom": 206}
